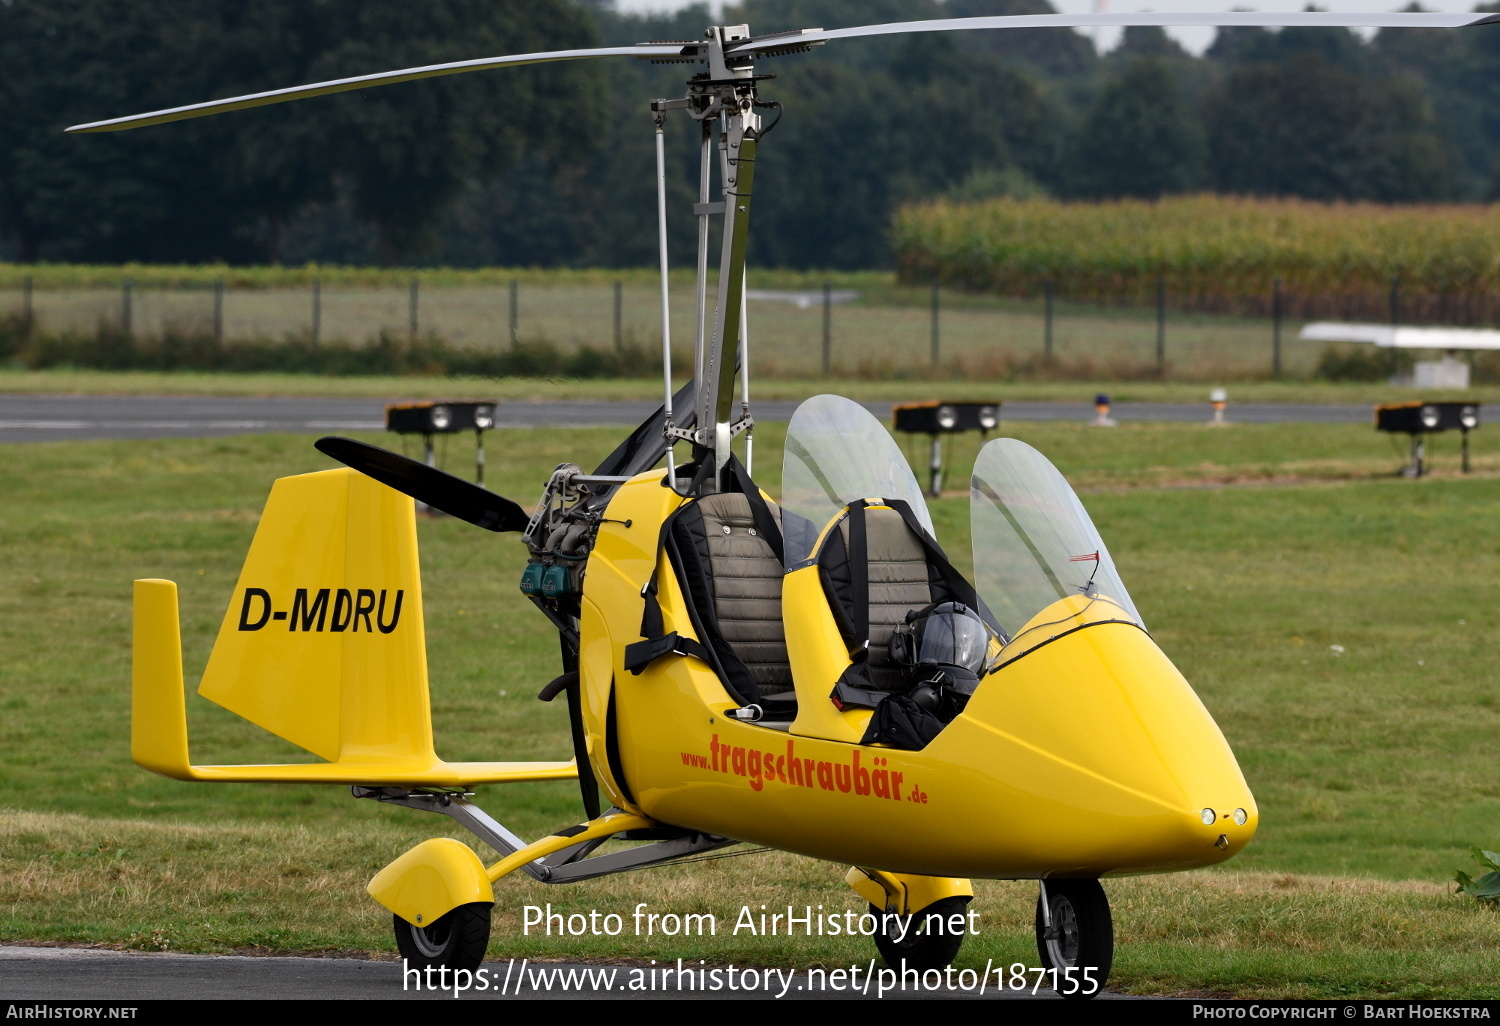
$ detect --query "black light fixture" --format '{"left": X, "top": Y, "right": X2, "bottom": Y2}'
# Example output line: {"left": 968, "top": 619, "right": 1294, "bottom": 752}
{"left": 386, "top": 401, "right": 499, "bottom": 488}
{"left": 893, "top": 401, "right": 1001, "bottom": 496}
{"left": 1375, "top": 401, "right": 1480, "bottom": 477}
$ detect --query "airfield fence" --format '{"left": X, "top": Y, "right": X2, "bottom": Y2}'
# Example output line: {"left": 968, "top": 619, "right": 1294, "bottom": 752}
{"left": 2, "top": 274, "right": 1496, "bottom": 382}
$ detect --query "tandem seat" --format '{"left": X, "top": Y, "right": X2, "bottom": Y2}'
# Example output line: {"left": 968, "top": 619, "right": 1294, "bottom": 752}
{"left": 815, "top": 499, "right": 981, "bottom": 691}
{"left": 663, "top": 476, "right": 796, "bottom": 717}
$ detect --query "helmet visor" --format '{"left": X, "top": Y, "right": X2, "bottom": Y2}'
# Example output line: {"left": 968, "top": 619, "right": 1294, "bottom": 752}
{"left": 916, "top": 607, "right": 990, "bottom": 675}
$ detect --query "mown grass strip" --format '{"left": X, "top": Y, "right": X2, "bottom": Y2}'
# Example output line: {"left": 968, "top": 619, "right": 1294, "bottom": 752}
{"left": 3, "top": 367, "right": 1497, "bottom": 405}
{"left": 5, "top": 810, "right": 1499, "bottom": 998}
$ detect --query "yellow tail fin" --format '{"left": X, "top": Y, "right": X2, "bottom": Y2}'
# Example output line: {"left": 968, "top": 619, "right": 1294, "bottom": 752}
{"left": 131, "top": 468, "right": 575, "bottom": 787}
{"left": 200, "top": 468, "right": 430, "bottom": 764}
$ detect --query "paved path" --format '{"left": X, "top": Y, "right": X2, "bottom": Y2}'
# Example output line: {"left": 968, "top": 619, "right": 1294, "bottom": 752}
{"left": 0, "top": 394, "right": 1374, "bottom": 443}
{"left": 0, "top": 945, "right": 1117, "bottom": 1001}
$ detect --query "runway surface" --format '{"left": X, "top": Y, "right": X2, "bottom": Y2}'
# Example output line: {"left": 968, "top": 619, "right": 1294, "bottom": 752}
{"left": 0, "top": 393, "right": 1373, "bottom": 442}
{"left": 0, "top": 945, "right": 1121, "bottom": 1001}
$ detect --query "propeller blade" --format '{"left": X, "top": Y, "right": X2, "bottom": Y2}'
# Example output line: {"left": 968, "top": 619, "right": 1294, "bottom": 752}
{"left": 732, "top": 10, "right": 1495, "bottom": 54}
{"left": 65, "top": 43, "right": 690, "bottom": 133}
{"left": 315, "top": 436, "right": 530, "bottom": 533}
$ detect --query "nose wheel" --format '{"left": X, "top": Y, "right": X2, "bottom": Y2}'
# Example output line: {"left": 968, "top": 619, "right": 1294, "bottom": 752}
{"left": 1035, "top": 879, "right": 1112, "bottom": 999}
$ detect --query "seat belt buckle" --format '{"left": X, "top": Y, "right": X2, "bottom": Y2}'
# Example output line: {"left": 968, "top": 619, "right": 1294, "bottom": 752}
{"left": 830, "top": 679, "right": 884, "bottom": 711}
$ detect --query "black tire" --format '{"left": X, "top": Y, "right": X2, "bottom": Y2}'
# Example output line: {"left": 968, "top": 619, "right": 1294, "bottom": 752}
{"left": 1034, "top": 879, "right": 1112, "bottom": 1000}
{"left": 393, "top": 902, "right": 492, "bottom": 972}
{"left": 870, "top": 897, "right": 970, "bottom": 971}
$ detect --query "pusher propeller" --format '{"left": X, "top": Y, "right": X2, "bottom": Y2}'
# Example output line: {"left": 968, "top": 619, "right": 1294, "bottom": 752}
{"left": 315, "top": 436, "right": 530, "bottom": 533}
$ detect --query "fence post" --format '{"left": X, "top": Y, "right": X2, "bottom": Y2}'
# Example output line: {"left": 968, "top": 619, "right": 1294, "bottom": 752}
{"left": 122, "top": 278, "right": 133, "bottom": 338}
{"left": 1272, "top": 276, "right": 1282, "bottom": 378}
{"left": 409, "top": 278, "right": 419, "bottom": 341}
{"left": 213, "top": 276, "right": 224, "bottom": 349}
{"left": 311, "top": 279, "right": 321, "bottom": 349}
{"left": 822, "top": 281, "right": 832, "bottom": 375}
{"left": 21, "top": 274, "right": 33, "bottom": 342}
{"left": 930, "top": 279, "right": 940, "bottom": 368}
{"left": 509, "top": 279, "right": 519, "bottom": 345}
{"left": 1044, "top": 279, "right": 1054, "bottom": 361}
{"left": 1155, "top": 275, "right": 1166, "bottom": 377}
{"left": 614, "top": 280, "right": 623, "bottom": 351}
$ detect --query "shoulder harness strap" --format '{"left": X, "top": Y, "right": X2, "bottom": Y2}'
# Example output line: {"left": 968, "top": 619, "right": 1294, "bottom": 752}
{"left": 627, "top": 459, "right": 717, "bottom": 677}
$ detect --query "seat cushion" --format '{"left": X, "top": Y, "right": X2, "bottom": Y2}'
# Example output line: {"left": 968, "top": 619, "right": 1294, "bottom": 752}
{"left": 862, "top": 508, "right": 939, "bottom": 688}
{"left": 819, "top": 505, "right": 950, "bottom": 690}
{"left": 671, "top": 492, "right": 793, "bottom": 699}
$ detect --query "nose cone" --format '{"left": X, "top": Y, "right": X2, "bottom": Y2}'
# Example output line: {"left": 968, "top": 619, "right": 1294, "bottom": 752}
{"left": 931, "top": 616, "right": 1257, "bottom": 876}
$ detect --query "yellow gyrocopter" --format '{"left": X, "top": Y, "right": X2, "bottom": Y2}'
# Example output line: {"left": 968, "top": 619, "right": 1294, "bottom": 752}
{"left": 79, "top": 8, "right": 1491, "bottom": 998}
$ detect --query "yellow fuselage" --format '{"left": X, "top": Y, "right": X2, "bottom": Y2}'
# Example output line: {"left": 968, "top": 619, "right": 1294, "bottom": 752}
{"left": 577, "top": 472, "right": 1257, "bottom": 880}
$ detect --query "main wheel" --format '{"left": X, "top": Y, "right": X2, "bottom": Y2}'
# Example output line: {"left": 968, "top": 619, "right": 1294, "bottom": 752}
{"left": 1034, "top": 879, "right": 1112, "bottom": 1000}
{"left": 393, "top": 902, "right": 492, "bottom": 972}
{"left": 870, "top": 897, "right": 969, "bottom": 971}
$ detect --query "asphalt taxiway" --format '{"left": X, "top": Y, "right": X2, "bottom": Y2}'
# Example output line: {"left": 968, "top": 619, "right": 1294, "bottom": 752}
{"left": 0, "top": 393, "right": 1373, "bottom": 442}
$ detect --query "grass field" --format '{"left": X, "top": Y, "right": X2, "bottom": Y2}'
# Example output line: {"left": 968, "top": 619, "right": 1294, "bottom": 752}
{"left": 3, "top": 422, "right": 1499, "bottom": 997}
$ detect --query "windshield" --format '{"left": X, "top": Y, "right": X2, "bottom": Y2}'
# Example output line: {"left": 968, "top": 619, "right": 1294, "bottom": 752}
{"left": 781, "top": 394, "right": 935, "bottom": 566}
{"left": 971, "top": 438, "right": 1143, "bottom": 646}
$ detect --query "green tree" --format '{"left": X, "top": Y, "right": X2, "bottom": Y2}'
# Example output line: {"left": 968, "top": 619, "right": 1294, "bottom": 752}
{"left": 425, "top": 0, "right": 1065, "bottom": 270}
{"left": 1204, "top": 54, "right": 1459, "bottom": 202}
{"left": 1207, "top": 22, "right": 1370, "bottom": 75}
{"left": 0, "top": 0, "right": 602, "bottom": 265}
{"left": 307, "top": 0, "right": 601, "bottom": 265}
{"left": 1376, "top": 5, "right": 1500, "bottom": 197}
{"left": 1066, "top": 57, "right": 1204, "bottom": 198}
{"left": 1115, "top": 25, "right": 1190, "bottom": 61}
{"left": 945, "top": 0, "right": 1097, "bottom": 78}
{"left": 0, "top": 0, "right": 279, "bottom": 262}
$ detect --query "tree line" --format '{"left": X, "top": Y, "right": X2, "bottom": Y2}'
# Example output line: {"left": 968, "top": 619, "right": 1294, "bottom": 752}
{"left": 3, "top": 0, "right": 1498, "bottom": 270}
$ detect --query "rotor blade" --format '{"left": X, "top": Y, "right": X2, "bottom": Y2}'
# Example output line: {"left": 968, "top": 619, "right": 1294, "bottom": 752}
{"left": 732, "top": 10, "right": 1496, "bottom": 53}
{"left": 66, "top": 43, "right": 689, "bottom": 133}
{"left": 314, "top": 436, "right": 530, "bottom": 533}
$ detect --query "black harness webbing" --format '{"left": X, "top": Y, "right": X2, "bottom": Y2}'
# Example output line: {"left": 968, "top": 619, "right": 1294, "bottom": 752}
{"left": 724, "top": 455, "right": 785, "bottom": 563}
{"left": 822, "top": 496, "right": 1001, "bottom": 712}
{"left": 847, "top": 500, "right": 870, "bottom": 643}
{"left": 635, "top": 460, "right": 713, "bottom": 644}
{"left": 623, "top": 631, "right": 714, "bottom": 674}
{"left": 879, "top": 498, "right": 1000, "bottom": 635}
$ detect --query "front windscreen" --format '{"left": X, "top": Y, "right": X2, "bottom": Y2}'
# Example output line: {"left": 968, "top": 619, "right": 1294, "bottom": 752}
{"left": 781, "top": 394, "right": 935, "bottom": 566}
{"left": 971, "top": 438, "right": 1143, "bottom": 645}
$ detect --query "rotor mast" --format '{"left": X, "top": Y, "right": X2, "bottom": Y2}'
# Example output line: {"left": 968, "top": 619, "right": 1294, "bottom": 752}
{"left": 652, "top": 25, "right": 777, "bottom": 487}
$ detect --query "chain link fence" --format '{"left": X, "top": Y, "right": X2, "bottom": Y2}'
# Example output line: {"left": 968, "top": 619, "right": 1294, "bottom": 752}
{"left": 2, "top": 275, "right": 1489, "bottom": 381}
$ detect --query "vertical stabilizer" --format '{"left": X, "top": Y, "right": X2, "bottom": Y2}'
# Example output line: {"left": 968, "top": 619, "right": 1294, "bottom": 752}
{"left": 198, "top": 468, "right": 433, "bottom": 765}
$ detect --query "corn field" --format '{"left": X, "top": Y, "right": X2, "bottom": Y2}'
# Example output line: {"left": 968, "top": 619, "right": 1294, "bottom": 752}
{"left": 893, "top": 195, "right": 1500, "bottom": 324}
